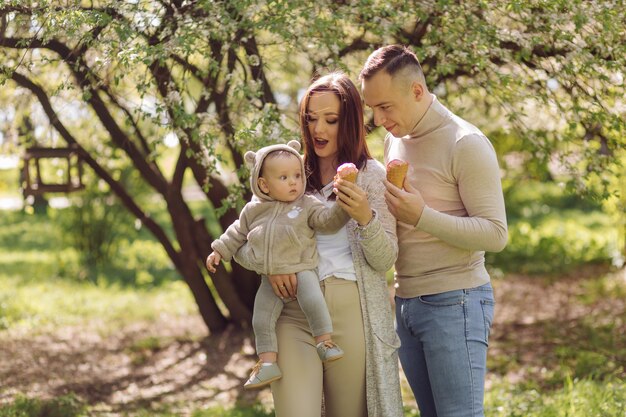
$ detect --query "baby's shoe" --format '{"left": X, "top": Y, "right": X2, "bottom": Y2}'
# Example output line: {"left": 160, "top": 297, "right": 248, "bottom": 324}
{"left": 316, "top": 340, "right": 344, "bottom": 362}
{"left": 244, "top": 361, "right": 282, "bottom": 390}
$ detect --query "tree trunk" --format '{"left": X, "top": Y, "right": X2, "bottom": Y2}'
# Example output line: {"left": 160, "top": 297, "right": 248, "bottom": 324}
{"left": 166, "top": 190, "right": 254, "bottom": 327}
{"left": 191, "top": 217, "right": 257, "bottom": 322}
{"left": 9, "top": 69, "right": 253, "bottom": 334}
{"left": 177, "top": 250, "right": 228, "bottom": 333}
{"left": 204, "top": 178, "right": 260, "bottom": 309}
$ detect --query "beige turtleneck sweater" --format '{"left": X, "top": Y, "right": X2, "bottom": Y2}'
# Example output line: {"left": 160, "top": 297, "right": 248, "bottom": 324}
{"left": 384, "top": 95, "right": 508, "bottom": 297}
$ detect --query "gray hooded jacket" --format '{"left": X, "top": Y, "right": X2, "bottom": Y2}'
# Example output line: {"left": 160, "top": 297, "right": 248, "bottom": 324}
{"left": 211, "top": 140, "right": 349, "bottom": 275}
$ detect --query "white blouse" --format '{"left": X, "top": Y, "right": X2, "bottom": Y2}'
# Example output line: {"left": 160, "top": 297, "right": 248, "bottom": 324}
{"left": 312, "top": 183, "right": 357, "bottom": 282}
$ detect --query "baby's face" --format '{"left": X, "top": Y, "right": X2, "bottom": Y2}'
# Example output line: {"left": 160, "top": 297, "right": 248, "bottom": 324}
{"left": 259, "top": 154, "right": 304, "bottom": 202}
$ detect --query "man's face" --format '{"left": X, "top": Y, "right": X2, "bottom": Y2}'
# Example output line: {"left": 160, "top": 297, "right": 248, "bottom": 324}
{"left": 362, "top": 70, "right": 420, "bottom": 137}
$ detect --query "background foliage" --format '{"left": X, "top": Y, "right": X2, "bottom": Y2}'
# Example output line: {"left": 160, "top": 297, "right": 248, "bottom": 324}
{"left": 1, "top": 0, "right": 625, "bottom": 331}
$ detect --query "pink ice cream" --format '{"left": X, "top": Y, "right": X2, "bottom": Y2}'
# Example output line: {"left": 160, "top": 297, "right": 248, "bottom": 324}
{"left": 335, "top": 163, "right": 359, "bottom": 183}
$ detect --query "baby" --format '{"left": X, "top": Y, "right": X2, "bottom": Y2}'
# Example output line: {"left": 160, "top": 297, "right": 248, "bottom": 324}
{"left": 206, "top": 140, "right": 349, "bottom": 389}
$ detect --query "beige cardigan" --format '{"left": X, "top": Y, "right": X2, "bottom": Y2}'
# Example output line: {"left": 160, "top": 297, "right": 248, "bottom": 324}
{"left": 348, "top": 159, "right": 403, "bottom": 417}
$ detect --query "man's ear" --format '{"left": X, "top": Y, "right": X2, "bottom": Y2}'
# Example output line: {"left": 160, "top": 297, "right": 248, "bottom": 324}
{"left": 258, "top": 177, "right": 270, "bottom": 194}
{"left": 412, "top": 81, "right": 425, "bottom": 101}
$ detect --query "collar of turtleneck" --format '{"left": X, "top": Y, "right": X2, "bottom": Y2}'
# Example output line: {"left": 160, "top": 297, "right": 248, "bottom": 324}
{"left": 405, "top": 94, "right": 451, "bottom": 140}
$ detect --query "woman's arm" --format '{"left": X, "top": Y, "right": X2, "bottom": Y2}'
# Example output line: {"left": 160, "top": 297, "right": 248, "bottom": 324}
{"left": 335, "top": 161, "right": 398, "bottom": 273}
{"left": 232, "top": 254, "right": 298, "bottom": 299}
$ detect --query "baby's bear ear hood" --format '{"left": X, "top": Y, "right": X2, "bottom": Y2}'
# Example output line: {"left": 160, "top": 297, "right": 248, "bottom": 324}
{"left": 244, "top": 150, "right": 257, "bottom": 168}
{"left": 247, "top": 140, "right": 305, "bottom": 201}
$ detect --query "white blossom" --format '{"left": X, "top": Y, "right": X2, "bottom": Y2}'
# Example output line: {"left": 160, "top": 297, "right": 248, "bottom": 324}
{"left": 166, "top": 90, "right": 182, "bottom": 105}
{"left": 248, "top": 54, "right": 260, "bottom": 67}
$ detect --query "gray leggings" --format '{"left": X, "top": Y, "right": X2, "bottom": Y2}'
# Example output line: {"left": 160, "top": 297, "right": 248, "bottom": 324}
{"left": 252, "top": 270, "right": 333, "bottom": 354}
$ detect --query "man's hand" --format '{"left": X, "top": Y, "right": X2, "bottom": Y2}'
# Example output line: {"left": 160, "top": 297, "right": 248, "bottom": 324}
{"left": 205, "top": 251, "right": 221, "bottom": 273}
{"left": 384, "top": 179, "right": 425, "bottom": 226}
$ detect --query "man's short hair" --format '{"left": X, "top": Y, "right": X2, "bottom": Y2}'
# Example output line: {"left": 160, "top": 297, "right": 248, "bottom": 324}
{"left": 359, "top": 45, "right": 424, "bottom": 82}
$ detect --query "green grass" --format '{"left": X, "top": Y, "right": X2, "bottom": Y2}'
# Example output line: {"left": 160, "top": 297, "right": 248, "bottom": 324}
{"left": 404, "top": 377, "right": 626, "bottom": 416}
{"left": 190, "top": 405, "right": 275, "bottom": 417}
{"left": 1, "top": 176, "right": 625, "bottom": 416}
{"left": 485, "top": 377, "right": 626, "bottom": 417}
{"left": 0, "top": 394, "right": 86, "bottom": 417}
{"left": 3, "top": 378, "right": 625, "bottom": 417}
{"left": 0, "top": 209, "right": 196, "bottom": 333}
{"left": 1, "top": 206, "right": 182, "bottom": 283}
{"left": 0, "top": 397, "right": 274, "bottom": 417}
{"left": 0, "top": 274, "right": 195, "bottom": 332}
{"left": 488, "top": 181, "right": 619, "bottom": 274}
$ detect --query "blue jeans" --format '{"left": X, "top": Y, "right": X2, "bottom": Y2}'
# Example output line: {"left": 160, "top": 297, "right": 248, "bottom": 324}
{"left": 396, "top": 282, "right": 495, "bottom": 417}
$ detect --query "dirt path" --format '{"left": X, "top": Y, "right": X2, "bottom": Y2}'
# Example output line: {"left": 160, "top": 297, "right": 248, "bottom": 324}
{"left": 0, "top": 315, "right": 269, "bottom": 414}
{"left": 1, "top": 268, "right": 624, "bottom": 415}
{"left": 490, "top": 266, "right": 626, "bottom": 389}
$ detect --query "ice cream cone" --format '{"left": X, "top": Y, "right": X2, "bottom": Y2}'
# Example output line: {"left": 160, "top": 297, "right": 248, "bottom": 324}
{"left": 341, "top": 171, "right": 358, "bottom": 183}
{"left": 336, "top": 163, "right": 359, "bottom": 183}
{"left": 386, "top": 160, "right": 408, "bottom": 188}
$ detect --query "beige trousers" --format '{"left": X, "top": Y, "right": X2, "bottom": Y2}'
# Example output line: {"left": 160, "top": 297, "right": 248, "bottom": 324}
{"left": 271, "top": 277, "right": 367, "bottom": 417}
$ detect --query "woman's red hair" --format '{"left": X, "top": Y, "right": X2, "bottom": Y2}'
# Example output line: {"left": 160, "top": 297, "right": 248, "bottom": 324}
{"left": 299, "top": 72, "right": 371, "bottom": 192}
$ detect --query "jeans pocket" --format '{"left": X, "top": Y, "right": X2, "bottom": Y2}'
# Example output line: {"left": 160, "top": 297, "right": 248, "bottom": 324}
{"left": 480, "top": 298, "right": 495, "bottom": 344}
{"left": 418, "top": 289, "right": 464, "bottom": 307}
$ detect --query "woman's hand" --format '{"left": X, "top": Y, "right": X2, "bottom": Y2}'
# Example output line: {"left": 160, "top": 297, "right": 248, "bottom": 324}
{"left": 268, "top": 273, "right": 298, "bottom": 298}
{"left": 334, "top": 179, "right": 373, "bottom": 226}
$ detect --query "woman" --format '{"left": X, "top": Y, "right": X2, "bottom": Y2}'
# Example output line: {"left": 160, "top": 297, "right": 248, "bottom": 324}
{"left": 267, "top": 72, "right": 403, "bottom": 417}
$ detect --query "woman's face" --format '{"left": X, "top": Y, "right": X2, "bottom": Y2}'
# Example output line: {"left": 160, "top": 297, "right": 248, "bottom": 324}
{"left": 306, "top": 92, "right": 340, "bottom": 162}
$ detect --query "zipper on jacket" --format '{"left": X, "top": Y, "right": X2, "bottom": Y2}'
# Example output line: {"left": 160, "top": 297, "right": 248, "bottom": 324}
{"left": 264, "top": 203, "right": 281, "bottom": 273}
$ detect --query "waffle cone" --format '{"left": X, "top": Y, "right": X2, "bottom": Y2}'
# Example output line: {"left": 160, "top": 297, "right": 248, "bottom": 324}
{"left": 387, "top": 163, "right": 408, "bottom": 188}
{"left": 341, "top": 172, "right": 358, "bottom": 183}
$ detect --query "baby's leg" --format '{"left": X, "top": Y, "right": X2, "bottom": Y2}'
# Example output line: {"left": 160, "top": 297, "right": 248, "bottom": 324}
{"left": 245, "top": 276, "right": 284, "bottom": 389}
{"left": 296, "top": 270, "right": 344, "bottom": 363}
{"left": 295, "top": 270, "right": 333, "bottom": 340}
{"left": 252, "top": 276, "right": 285, "bottom": 360}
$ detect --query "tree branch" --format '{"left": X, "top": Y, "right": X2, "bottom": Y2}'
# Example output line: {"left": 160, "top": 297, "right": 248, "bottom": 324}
{"left": 98, "top": 87, "right": 153, "bottom": 156}
{"left": 398, "top": 15, "right": 435, "bottom": 48}
{"left": 1, "top": 36, "right": 170, "bottom": 194}
{"left": 172, "top": 148, "right": 187, "bottom": 191}
{"left": 8, "top": 68, "right": 184, "bottom": 272}
{"left": 338, "top": 36, "right": 371, "bottom": 57}
{"left": 242, "top": 35, "right": 276, "bottom": 106}
{"left": 170, "top": 53, "right": 216, "bottom": 91}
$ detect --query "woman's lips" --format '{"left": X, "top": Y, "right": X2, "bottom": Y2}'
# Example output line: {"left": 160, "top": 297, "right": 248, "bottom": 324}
{"left": 314, "top": 138, "right": 328, "bottom": 148}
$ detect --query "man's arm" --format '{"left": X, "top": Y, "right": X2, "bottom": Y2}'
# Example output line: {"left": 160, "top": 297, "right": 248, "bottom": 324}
{"left": 385, "top": 134, "right": 507, "bottom": 252}
{"left": 417, "top": 134, "right": 507, "bottom": 252}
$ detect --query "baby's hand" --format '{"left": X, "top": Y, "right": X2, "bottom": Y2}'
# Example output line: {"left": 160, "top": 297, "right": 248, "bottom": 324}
{"left": 205, "top": 251, "right": 222, "bottom": 273}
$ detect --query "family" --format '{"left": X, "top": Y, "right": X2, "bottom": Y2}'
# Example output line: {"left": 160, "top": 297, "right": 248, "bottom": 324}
{"left": 206, "top": 45, "right": 508, "bottom": 417}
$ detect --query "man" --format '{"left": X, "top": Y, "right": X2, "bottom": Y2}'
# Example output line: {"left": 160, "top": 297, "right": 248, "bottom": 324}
{"left": 360, "top": 45, "right": 508, "bottom": 417}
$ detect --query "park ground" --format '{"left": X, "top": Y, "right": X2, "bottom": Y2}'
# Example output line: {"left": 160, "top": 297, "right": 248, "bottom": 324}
{"left": 1, "top": 265, "right": 625, "bottom": 416}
